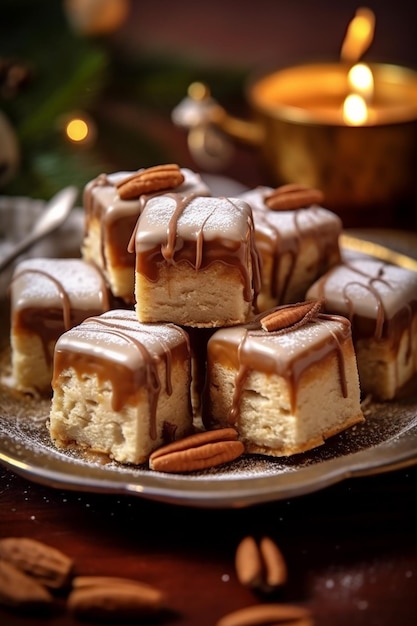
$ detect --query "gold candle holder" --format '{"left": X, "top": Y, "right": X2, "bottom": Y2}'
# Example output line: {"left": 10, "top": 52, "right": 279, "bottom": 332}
{"left": 172, "top": 9, "right": 417, "bottom": 227}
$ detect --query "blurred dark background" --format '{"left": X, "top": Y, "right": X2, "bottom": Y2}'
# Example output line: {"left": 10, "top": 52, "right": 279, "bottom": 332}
{"left": 1, "top": 0, "right": 417, "bottom": 227}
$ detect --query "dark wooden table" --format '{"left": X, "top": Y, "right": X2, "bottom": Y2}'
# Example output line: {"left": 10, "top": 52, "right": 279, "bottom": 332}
{"left": 1, "top": 462, "right": 417, "bottom": 626}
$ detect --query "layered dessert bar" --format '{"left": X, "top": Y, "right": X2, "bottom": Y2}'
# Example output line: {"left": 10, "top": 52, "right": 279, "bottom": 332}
{"left": 240, "top": 185, "right": 342, "bottom": 311}
{"left": 203, "top": 301, "right": 364, "bottom": 457}
{"left": 132, "top": 195, "right": 262, "bottom": 327}
{"left": 82, "top": 165, "right": 210, "bottom": 303}
{"left": 49, "top": 309, "right": 193, "bottom": 464}
{"left": 10, "top": 258, "right": 111, "bottom": 394}
{"left": 306, "top": 258, "right": 417, "bottom": 400}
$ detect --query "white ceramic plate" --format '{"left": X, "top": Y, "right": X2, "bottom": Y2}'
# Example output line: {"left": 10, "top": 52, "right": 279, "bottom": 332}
{"left": 1, "top": 183, "right": 417, "bottom": 508}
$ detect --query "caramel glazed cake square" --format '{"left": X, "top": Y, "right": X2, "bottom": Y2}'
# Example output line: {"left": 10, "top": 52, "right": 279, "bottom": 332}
{"left": 239, "top": 185, "right": 342, "bottom": 311}
{"left": 132, "top": 195, "right": 262, "bottom": 327}
{"left": 81, "top": 168, "right": 211, "bottom": 304}
{"left": 49, "top": 309, "right": 193, "bottom": 465}
{"left": 306, "top": 258, "right": 417, "bottom": 400}
{"left": 203, "top": 308, "right": 364, "bottom": 457}
{"left": 9, "top": 258, "right": 111, "bottom": 395}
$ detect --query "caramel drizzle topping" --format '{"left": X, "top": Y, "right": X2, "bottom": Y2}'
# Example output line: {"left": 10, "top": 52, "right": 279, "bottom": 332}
{"left": 11, "top": 266, "right": 110, "bottom": 369}
{"left": 314, "top": 262, "right": 393, "bottom": 340}
{"left": 11, "top": 268, "right": 72, "bottom": 329}
{"left": 315, "top": 261, "right": 416, "bottom": 364}
{"left": 160, "top": 194, "right": 261, "bottom": 303}
{"left": 225, "top": 310, "right": 350, "bottom": 426}
{"left": 264, "top": 183, "right": 324, "bottom": 211}
{"left": 130, "top": 194, "right": 262, "bottom": 304}
{"left": 160, "top": 192, "right": 199, "bottom": 262}
{"left": 11, "top": 266, "right": 110, "bottom": 319}
{"left": 83, "top": 318, "right": 161, "bottom": 427}
{"left": 80, "top": 316, "right": 188, "bottom": 440}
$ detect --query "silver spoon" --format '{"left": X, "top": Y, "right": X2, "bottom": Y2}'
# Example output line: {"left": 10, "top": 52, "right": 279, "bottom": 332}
{"left": 0, "top": 186, "right": 78, "bottom": 273}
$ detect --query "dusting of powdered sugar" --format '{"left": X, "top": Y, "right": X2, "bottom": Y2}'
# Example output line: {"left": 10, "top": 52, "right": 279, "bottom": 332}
{"left": 1, "top": 344, "right": 417, "bottom": 496}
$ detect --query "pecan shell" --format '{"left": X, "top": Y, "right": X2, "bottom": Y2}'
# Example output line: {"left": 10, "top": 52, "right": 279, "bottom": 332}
{"left": 0, "top": 537, "right": 73, "bottom": 589}
{"left": 0, "top": 560, "right": 53, "bottom": 610}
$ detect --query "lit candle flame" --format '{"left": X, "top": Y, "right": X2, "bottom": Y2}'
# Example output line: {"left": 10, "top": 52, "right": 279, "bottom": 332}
{"left": 343, "top": 94, "right": 368, "bottom": 125}
{"left": 343, "top": 64, "right": 374, "bottom": 125}
{"left": 340, "top": 7, "right": 376, "bottom": 64}
{"left": 341, "top": 8, "right": 376, "bottom": 125}
{"left": 348, "top": 63, "right": 374, "bottom": 99}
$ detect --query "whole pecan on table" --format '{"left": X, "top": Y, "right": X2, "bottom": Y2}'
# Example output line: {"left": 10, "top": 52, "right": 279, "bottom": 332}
{"left": 0, "top": 536, "right": 73, "bottom": 589}
{"left": 0, "top": 560, "right": 53, "bottom": 611}
{"left": 68, "top": 575, "right": 166, "bottom": 621}
{"left": 235, "top": 535, "right": 288, "bottom": 594}
{"left": 216, "top": 602, "right": 314, "bottom": 626}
